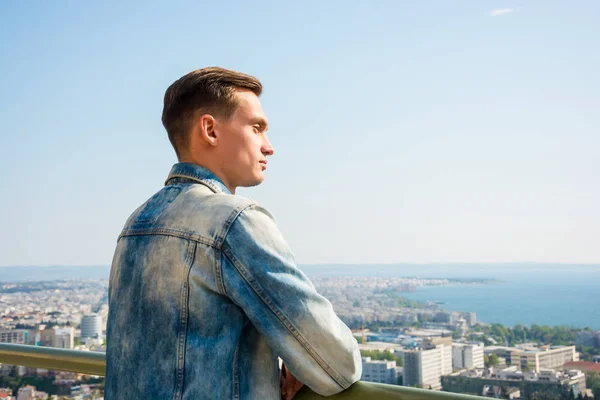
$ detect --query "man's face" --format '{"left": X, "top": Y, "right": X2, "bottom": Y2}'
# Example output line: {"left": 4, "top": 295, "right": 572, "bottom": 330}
{"left": 215, "top": 90, "right": 274, "bottom": 190}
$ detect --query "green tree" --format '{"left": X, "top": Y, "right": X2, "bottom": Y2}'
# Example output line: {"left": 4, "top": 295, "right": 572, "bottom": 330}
{"left": 484, "top": 353, "right": 500, "bottom": 367}
{"left": 488, "top": 353, "right": 499, "bottom": 367}
{"left": 360, "top": 350, "right": 402, "bottom": 366}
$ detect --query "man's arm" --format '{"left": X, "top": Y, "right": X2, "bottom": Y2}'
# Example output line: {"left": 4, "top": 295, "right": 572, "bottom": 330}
{"left": 221, "top": 204, "right": 362, "bottom": 397}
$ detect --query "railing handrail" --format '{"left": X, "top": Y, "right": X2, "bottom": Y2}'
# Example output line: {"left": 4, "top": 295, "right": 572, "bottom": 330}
{"left": 0, "top": 343, "right": 487, "bottom": 399}
{"left": 0, "top": 343, "right": 105, "bottom": 376}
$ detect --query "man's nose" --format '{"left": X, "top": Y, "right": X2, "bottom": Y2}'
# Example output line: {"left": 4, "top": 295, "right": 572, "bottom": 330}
{"left": 262, "top": 137, "right": 275, "bottom": 156}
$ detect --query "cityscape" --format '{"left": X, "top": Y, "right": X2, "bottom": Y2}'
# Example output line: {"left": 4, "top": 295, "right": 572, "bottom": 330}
{"left": 1, "top": 274, "right": 599, "bottom": 399}
{"left": 2, "top": 0, "right": 598, "bottom": 399}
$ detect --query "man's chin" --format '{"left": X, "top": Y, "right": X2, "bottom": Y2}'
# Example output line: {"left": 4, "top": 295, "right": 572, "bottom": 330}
{"left": 239, "top": 175, "right": 265, "bottom": 189}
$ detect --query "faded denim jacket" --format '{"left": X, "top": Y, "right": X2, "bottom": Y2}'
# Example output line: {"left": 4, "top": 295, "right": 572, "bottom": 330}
{"left": 106, "top": 162, "right": 362, "bottom": 399}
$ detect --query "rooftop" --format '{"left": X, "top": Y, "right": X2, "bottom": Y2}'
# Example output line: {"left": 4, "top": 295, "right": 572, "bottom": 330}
{"left": 564, "top": 361, "right": 600, "bottom": 373}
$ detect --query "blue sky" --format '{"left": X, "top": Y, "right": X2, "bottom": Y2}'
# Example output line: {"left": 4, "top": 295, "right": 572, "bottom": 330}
{"left": 1, "top": 1, "right": 598, "bottom": 266}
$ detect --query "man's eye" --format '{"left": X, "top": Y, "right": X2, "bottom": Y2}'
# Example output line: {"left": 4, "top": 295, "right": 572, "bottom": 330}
{"left": 253, "top": 126, "right": 261, "bottom": 134}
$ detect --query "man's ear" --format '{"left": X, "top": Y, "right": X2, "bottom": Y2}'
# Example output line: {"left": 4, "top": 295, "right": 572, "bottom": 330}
{"left": 197, "top": 114, "right": 218, "bottom": 147}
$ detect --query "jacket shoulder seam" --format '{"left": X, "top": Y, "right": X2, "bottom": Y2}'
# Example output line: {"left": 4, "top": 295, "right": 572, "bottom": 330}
{"left": 212, "top": 202, "right": 255, "bottom": 295}
{"left": 213, "top": 201, "right": 256, "bottom": 249}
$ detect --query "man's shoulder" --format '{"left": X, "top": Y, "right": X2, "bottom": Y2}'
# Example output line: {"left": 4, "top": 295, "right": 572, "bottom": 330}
{"left": 185, "top": 184, "right": 258, "bottom": 214}
{"left": 169, "top": 184, "right": 261, "bottom": 228}
{"left": 121, "top": 183, "right": 267, "bottom": 243}
{"left": 175, "top": 185, "right": 276, "bottom": 244}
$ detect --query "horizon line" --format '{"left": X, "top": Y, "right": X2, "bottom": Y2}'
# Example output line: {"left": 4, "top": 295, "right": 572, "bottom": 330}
{"left": 2, "top": 261, "right": 600, "bottom": 268}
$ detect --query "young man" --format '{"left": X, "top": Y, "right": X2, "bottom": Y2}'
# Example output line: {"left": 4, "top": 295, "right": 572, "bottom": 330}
{"left": 105, "top": 67, "right": 362, "bottom": 399}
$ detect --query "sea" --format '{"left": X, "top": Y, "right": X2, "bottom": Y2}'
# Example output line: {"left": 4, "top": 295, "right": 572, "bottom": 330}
{"left": 1, "top": 263, "right": 599, "bottom": 330}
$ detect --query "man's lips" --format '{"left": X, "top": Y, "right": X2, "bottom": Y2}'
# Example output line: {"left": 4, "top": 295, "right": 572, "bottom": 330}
{"left": 259, "top": 160, "right": 267, "bottom": 170}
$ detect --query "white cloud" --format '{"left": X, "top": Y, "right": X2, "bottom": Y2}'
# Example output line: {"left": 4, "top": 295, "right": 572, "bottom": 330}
{"left": 488, "top": 8, "right": 515, "bottom": 16}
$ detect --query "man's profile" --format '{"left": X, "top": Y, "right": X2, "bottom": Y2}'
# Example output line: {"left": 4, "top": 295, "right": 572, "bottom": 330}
{"left": 105, "top": 67, "right": 362, "bottom": 399}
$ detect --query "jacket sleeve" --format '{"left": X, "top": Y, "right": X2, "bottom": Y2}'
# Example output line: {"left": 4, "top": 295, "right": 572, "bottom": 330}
{"left": 220, "top": 204, "right": 362, "bottom": 396}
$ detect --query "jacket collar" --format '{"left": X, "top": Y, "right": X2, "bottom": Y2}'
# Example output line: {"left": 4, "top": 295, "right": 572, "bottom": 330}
{"left": 165, "top": 162, "right": 231, "bottom": 195}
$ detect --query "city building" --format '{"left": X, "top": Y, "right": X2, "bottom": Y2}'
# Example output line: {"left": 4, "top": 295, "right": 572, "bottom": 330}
{"left": 463, "top": 312, "right": 477, "bottom": 326}
{"left": 576, "top": 330, "right": 600, "bottom": 349}
{"left": 453, "top": 343, "right": 485, "bottom": 370}
{"left": 403, "top": 337, "right": 453, "bottom": 390}
{"left": 482, "top": 385, "right": 520, "bottom": 399}
{"left": 434, "top": 312, "right": 455, "bottom": 324}
{"left": 511, "top": 345, "right": 579, "bottom": 372}
{"left": 0, "top": 388, "right": 13, "bottom": 400}
{"left": 16, "top": 386, "right": 34, "bottom": 400}
{"left": 0, "top": 329, "right": 28, "bottom": 344}
{"left": 361, "top": 357, "right": 398, "bottom": 384}
{"left": 37, "top": 326, "right": 74, "bottom": 349}
{"left": 423, "top": 337, "right": 453, "bottom": 375}
{"left": 563, "top": 361, "right": 600, "bottom": 374}
{"left": 54, "top": 327, "right": 74, "bottom": 349}
{"left": 39, "top": 328, "right": 55, "bottom": 347}
{"left": 80, "top": 314, "right": 102, "bottom": 339}
{"left": 442, "top": 367, "right": 587, "bottom": 399}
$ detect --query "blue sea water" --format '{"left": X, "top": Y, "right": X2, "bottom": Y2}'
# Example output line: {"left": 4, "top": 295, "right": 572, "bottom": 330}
{"left": 300, "top": 263, "right": 600, "bottom": 330}
{"left": 401, "top": 274, "right": 600, "bottom": 330}
{"left": 2, "top": 263, "right": 599, "bottom": 329}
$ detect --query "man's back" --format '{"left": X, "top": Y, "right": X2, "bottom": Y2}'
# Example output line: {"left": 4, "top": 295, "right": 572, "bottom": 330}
{"left": 106, "top": 163, "right": 361, "bottom": 399}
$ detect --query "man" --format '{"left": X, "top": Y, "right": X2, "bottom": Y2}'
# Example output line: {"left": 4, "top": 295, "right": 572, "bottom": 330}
{"left": 106, "top": 67, "right": 362, "bottom": 399}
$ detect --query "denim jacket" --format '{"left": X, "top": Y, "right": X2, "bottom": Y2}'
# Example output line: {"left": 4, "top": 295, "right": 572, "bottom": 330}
{"left": 106, "top": 162, "right": 362, "bottom": 399}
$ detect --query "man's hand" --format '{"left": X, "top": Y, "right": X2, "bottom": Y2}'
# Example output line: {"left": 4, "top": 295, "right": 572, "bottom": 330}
{"left": 280, "top": 363, "right": 304, "bottom": 400}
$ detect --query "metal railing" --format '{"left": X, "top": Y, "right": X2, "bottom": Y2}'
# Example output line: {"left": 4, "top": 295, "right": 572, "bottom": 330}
{"left": 0, "top": 343, "right": 105, "bottom": 376}
{"left": 0, "top": 343, "right": 487, "bottom": 399}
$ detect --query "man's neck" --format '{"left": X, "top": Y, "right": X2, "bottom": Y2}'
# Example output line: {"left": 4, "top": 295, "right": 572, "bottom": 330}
{"left": 177, "top": 158, "right": 236, "bottom": 194}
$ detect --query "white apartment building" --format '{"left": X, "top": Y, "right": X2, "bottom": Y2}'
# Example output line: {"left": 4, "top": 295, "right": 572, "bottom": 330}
{"left": 511, "top": 346, "right": 579, "bottom": 372}
{"left": 441, "top": 344, "right": 452, "bottom": 374}
{"left": 453, "top": 343, "right": 484, "bottom": 369}
{"left": 423, "top": 337, "right": 452, "bottom": 375}
{"left": 403, "top": 338, "right": 453, "bottom": 391}
{"left": 361, "top": 357, "right": 398, "bottom": 384}
{"left": 403, "top": 347, "right": 443, "bottom": 390}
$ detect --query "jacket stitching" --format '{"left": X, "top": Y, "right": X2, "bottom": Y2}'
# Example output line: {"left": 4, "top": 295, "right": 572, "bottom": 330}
{"left": 222, "top": 247, "right": 350, "bottom": 390}
{"left": 214, "top": 249, "right": 226, "bottom": 296}
{"left": 212, "top": 204, "right": 255, "bottom": 295}
{"left": 165, "top": 173, "right": 220, "bottom": 193}
{"left": 119, "top": 228, "right": 215, "bottom": 247}
{"left": 165, "top": 173, "right": 229, "bottom": 195}
{"left": 173, "top": 240, "right": 196, "bottom": 400}
{"left": 232, "top": 324, "right": 243, "bottom": 400}
{"left": 213, "top": 203, "right": 255, "bottom": 249}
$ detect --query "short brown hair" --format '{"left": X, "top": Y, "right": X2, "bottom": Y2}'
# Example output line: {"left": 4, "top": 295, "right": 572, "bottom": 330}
{"left": 161, "top": 67, "right": 263, "bottom": 158}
